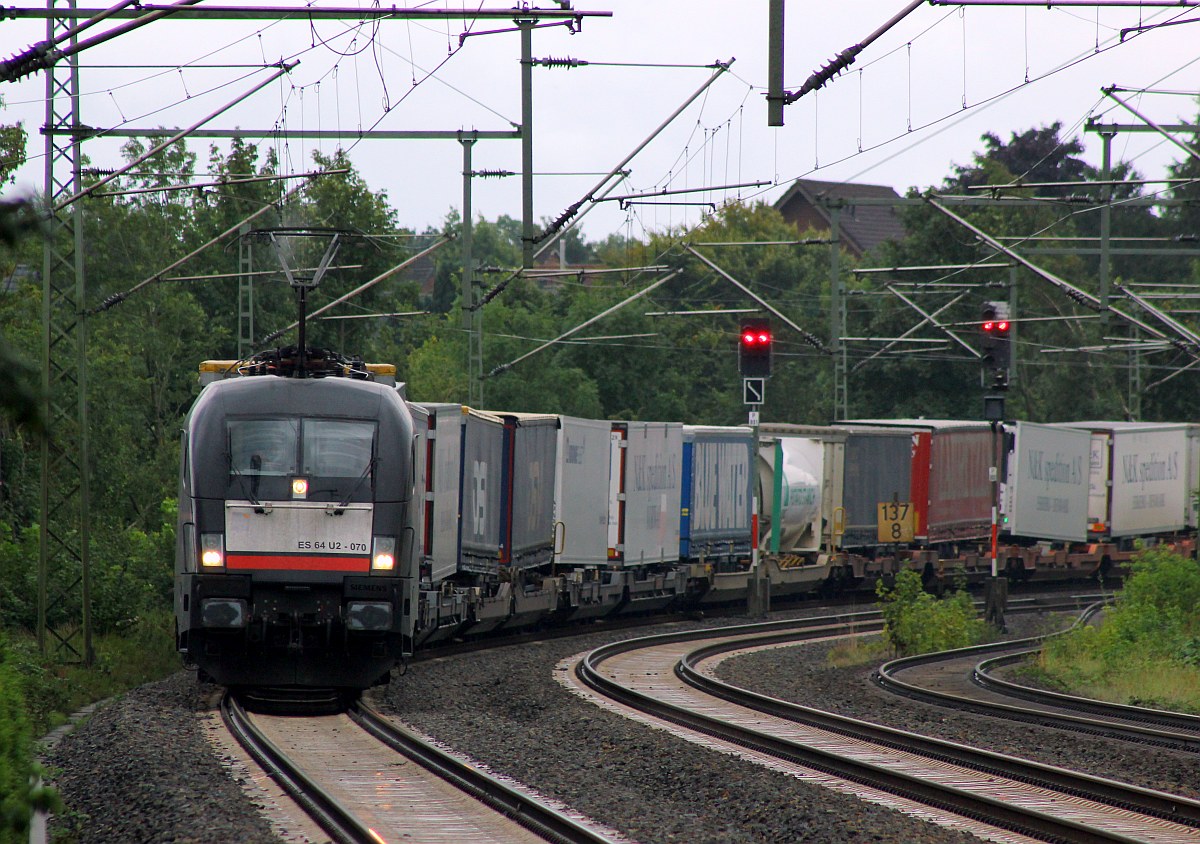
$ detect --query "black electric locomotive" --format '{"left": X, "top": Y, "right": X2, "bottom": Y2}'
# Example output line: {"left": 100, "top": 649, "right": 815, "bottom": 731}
{"left": 174, "top": 348, "right": 416, "bottom": 691}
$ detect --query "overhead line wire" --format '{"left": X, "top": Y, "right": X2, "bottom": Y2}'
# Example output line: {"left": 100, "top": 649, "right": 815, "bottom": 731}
{"left": 740, "top": 5, "right": 1199, "bottom": 208}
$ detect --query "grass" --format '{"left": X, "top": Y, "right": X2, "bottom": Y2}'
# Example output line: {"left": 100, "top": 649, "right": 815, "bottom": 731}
{"left": 825, "top": 634, "right": 888, "bottom": 668}
{"left": 1035, "top": 647, "right": 1200, "bottom": 714}
{"left": 1026, "top": 548, "right": 1200, "bottom": 715}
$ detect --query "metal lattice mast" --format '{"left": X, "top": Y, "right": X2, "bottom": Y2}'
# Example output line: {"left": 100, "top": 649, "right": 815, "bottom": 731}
{"left": 38, "top": 0, "right": 92, "bottom": 664}
{"left": 238, "top": 223, "right": 254, "bottom": 358}
{"left": 460, "top": 136, "right": 484, "bottom": 407}
{"left": 829, "top": 206, "right": 848, "bottom": 420}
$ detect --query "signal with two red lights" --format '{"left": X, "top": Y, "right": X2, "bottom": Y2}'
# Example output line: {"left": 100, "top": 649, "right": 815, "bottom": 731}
{"left": 979, "top": 302, "right": 1011, "bottom": 372}
{"left": 738, "top": 319, "right": 773, "bottom": 378}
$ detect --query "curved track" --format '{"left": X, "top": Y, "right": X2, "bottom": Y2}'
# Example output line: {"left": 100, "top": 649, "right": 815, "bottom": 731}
{"left": 221, "top": 693, "right": 619, "bottom": 844}
{"left": 876, "top": 604, "right": 1200, "bottom": 753}
{"left": 568, "top": 613, "right": 1200, "bottom": 843}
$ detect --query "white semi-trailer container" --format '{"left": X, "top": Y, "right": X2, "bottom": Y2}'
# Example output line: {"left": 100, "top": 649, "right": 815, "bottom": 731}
{"left": 553, "top": 416, "right": 614, "bottom": 567}
{"left": 1057, "top": 422, "right": 1197, "bottom": 538}
{"left": 1002, "top": 422, "right": 1090, "bottom": 543}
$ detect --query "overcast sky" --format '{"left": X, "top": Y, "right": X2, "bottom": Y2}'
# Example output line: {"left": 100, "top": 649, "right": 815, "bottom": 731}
{"left": 2, "top": 2, "right": 1199, "bottom": 241}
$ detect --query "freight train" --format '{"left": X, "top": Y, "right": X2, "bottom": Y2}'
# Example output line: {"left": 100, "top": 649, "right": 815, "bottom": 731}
{"left": 174, "top": 351, "right": 1199, "bottom": 692}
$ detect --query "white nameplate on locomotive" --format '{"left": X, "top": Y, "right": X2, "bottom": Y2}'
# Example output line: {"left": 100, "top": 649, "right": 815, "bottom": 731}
{"left": 225, "top": 501, "right": 372, "bottom": 554}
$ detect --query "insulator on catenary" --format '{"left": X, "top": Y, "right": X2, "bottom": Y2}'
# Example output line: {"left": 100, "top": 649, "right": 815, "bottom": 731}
{"left": 533, "top": 56, "right": 588, "bottom": 69}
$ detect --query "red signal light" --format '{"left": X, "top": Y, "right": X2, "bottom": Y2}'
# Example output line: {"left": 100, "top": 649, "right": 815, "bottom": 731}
{"left": 996, "top": 320, "right": 1009, "bottom": 332}
{"left": 982, "top": 320, "right": 995, "bottom": 332}
{"left": 739, "top": 319, "right": 773, "bottom": 377}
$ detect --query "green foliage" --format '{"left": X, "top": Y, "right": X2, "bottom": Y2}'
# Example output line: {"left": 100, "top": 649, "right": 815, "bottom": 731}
{"left": 1038, "top": 548, "right": 1200, "bottom": 712}
{"left": 864, "top": 120, "right": 1198, "bottom": 423}
{"left": 0, "top": 512, "right": 174, "bottom": 634}
{"left": 0, "top": 636, "right": 62, "bottom": 843}
{"left": 875, "top": 570, "right": 988, "bottom": 656}
{"left": 5, "top": 611, "right": 179, "bottom": 738}
{"left": 0, "top": 95, "right": 26, "bottom": 187}
{"left": 0, "top": 95, "right": 41, "bottom": 433}
{"left": 1043, "top": 548, "right": 1200, "bottom": 695}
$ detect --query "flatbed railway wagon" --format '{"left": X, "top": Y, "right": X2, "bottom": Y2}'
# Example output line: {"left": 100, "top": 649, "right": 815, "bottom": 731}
{"left": 758, "top": 420, "right": 995, "bottom": 588}
{"left": 408, "top": 404, "right": 559, "bottom": 645}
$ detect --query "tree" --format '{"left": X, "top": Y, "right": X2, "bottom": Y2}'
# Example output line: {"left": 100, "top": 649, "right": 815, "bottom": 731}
{"left": 0, "top": 97, "right": 40, "bottom": 432}
{"left": 948, "top": 123, "right": 1094, "bottom": 195}
{"left": 867, "top": 125, "right": 1173, "bottom": 422}
{"left": 1163, "top": 103, "right": 1200, "bottom": 241}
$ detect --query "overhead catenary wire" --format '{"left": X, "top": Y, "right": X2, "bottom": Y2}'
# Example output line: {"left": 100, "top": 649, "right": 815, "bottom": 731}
{"left": 87, "top": 167, "right": 334, "bottom": 314}
{"left": 0, "top": 0, "right": 206, "bottom": 83}
{"left": 90, "top": 167, "right": 348, "bottom": 198}
{"left": 485, "top": 270, "right": 682, "bottom": 378}
{"left": 261, "top": 235, "right": 452, "bottom": 343}
{"left": 740, "top": 4, "right": 1199, "bottom": 215}
{"left": 53, "top": 62, "right": 297, "bottom": 213}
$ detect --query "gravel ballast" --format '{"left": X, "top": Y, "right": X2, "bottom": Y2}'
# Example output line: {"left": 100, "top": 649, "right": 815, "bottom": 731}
{"left": 41, "top": 605, "right": 1198, "bottom": 843}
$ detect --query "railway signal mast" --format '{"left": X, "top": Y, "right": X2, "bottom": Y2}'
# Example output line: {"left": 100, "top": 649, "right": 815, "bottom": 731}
{"left": 739, "top": 318, "right": 772, "bottom": 618}
{"left": 980, "top": 301, "right": 1009, "bottom": 628}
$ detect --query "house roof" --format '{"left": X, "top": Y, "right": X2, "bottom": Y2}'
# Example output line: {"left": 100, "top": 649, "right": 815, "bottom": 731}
{"left": 774, "top": 179, "right": 907, "bottom": 257}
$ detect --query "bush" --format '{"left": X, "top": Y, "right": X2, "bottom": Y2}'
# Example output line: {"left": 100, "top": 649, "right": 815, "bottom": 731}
{"left": 876, "top": 570, "right": 989, "bottom": 656}
{"left": 8, "top": 610, "right": 180, "bottom": 737}
{"left": 1039, "top": 547, "right": 1200, "bottom": 711}
{"left": 0, "top": 636, "right": 61, "bottom": 843}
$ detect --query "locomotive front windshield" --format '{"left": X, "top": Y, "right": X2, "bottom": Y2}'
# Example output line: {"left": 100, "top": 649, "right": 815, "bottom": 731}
{"left": 228, "top": 418, "right": 376, "bottom": 502}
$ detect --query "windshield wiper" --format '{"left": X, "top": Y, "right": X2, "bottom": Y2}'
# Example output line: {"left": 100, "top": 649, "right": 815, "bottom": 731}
{"left": 331, "top": 457, "right": 376, "bottom": 514}
{"left": 229, "top": 456, "right": 262, "bottom": 507}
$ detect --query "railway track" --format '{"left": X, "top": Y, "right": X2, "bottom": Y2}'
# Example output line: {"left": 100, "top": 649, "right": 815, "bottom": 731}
{"left": 876, "top": 603, "right": 1200, "bottom": 753}
{"left": 567, "top": 610, "right": 1200, "bottom": 843}
{"left": 220, "top": 693, "right": 620, "bottom": 844}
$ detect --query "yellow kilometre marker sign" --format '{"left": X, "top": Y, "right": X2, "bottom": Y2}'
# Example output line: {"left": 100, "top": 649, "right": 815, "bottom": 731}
{"left": 877, "top": 500, "right": 914, "bottom": 543}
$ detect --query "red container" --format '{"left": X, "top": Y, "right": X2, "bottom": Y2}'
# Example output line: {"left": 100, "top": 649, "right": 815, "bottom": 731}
{"left": 845, "top": 420, "right": 994, "bottom": 545}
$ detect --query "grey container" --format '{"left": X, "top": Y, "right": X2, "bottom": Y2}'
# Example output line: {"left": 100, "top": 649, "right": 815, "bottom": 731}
{"left": 458, "top": 409, "right": 507, "bottom": 574}
{"left": 1003, "top": 421, "right": 1090, "bottom": 542}
{"left": 410, "top": 403, "right": 466, "bottom": 584}
{"left": 618, "top": 422, "right": 683, "bottom": 566}
{"left": 682, "top": 425, "right": 753, "bottom": 560}
{"left": 555, "top": 416, "right": 616, "bottom": 567}
{"left": 503, "top": 413, "right": 558, "bottom": 569}
{"left": 840, "top": 427, "right": 913, "bottom": 549}
{"left": 1057, "top": 421, "right": 1196, "bottom": 538}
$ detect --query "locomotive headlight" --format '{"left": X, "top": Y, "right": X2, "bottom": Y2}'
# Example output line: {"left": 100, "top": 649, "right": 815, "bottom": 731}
{"left": 292, "top": 477, "right": 308, "bottom": 498}
{"left": 200, "top": 533, "right": 225, "bottom": 568}
{"left": 371, "top": 536, "right": 396, "bottom": 572}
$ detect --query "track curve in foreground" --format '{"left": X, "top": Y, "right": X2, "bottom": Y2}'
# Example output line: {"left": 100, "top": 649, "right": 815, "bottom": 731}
{"left": 876, "top": 603, "right": 1200, "bottom": 752}
{"left": 570, "top": 615, "right": 1200, "bottom": 843}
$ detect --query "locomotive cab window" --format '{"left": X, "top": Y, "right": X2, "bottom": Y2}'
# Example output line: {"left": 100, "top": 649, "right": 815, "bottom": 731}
{"left": 229, "top": 419, "right": 299, "bottom": 476}
{"left": 302, "top": 420, "right": 375, "bottom": 479}
{"left": 227, "top": 417, "right": 376, "bottom": 503}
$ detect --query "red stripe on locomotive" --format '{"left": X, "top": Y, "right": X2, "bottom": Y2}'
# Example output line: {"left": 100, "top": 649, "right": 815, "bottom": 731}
{"left": 226, "top": 554, "right": 370, "bottom": 572}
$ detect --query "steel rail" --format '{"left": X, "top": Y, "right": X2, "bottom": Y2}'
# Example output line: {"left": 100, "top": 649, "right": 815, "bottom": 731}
{"left": 676, "top": 616, "right": 1200, "bottom": 832}
{"left": 972, "top": 649, "right": 1200, "bottom": 748}
{"left": 220, "top": 694, "right": 376, "bottom": 844}
{"left": 576, "top": 606, "right": 1192, "bottom": 843}
{"left": 351, "top": 702, "right": 616, "bottom": 844}
{"left": 875, "top": 602, "right": 1200, "bottom": 750}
